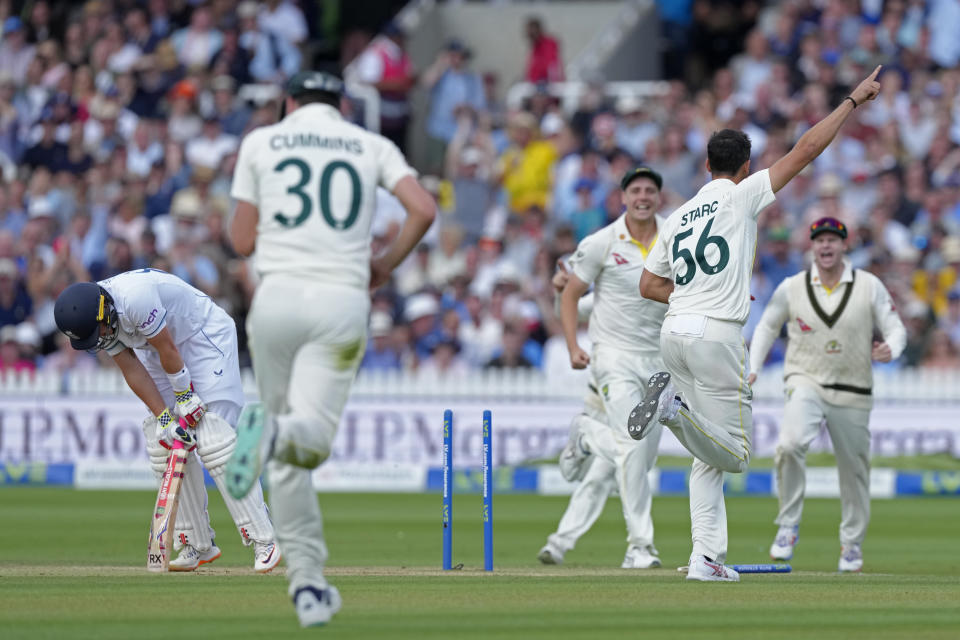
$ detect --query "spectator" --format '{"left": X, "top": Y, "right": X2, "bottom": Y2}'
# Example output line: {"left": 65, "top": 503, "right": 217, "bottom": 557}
{"left": 22, "top": 109, "right": 68, "bottom": 171}
{"left": 127, "top": 122, "right": 163, "bottom": 176}
{"left": 496, "top": 111, "right": 556, "bottom": 215}
{"left": 238, "top": 1, "right": 300, "bottom": 84}
{"left": 185, "top": 116, "right": 238, "bottom": 170}
{"left": 919, "top": 327, "right": 960, "bottom": 369}
{"left": 569, "top": 178, "right": 605, "bottom": 241}
{"left": 423, "top": 40, "right": 486, "bottom": 164}
{"left": 42, "top": 330, "right": 98, "bottom": 375}
{"left": 258, "top": 0, "right": 308, "bottom": 46}
{"left": 877, "top": 166, "right": 921, "bottom": 227}
{"left": 0, "top": 17, "right": 36, "bottom": 86}
{"left": 485, "top": 321, "right": 534, "bottom": 369}
{"left": 941, "top": 289, "right": 960, "bottom": 346}
{"left": 524, "top": 17, "right": 563, "bottom": 83}
{"left": 208, "top": 75, "right": 251, "bottom": 136}
{"left": 759, "top": 226, "right": 803, "bottom": 289}
{"left": 446, "top": 144, "right": 494, "bottom": 243}
{"left": 730, "top": 28, "right": 773, "bottom": 105}
{"left": 419, "top": 336, "right": 469, "bottom": 378}
{"left": 210, "top": 28, "right": 253, "bottom": 86}
{"left": 459, "top": 292, "right": 502, "bottom": 366}
{"left": 396, "top": 244, "right": 432, "bottom": 297}
{"left": 170, "top": 4, "right": 223, "bottom": 69}
{"left": 0, "top": 324, "right": 32, "bottom": 376}
{"left": 614, "top": 95, "right": 659, "bottom": 162}
{"left": 361, "top": 311, "right": 401, "bottom": 371}
{"left": 404, "top": 292, "right": 443, "bottom": 361}
{"left": 351, "top": 22, "right": 416, "bottom": 152}
{"left": 428, "top": 225, "right": 468, "bottom": 289}
{"left": 0, "top": 258, "right": 31, "bottom": 328}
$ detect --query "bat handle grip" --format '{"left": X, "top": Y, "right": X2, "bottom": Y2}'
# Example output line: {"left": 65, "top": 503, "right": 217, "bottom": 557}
{"left": 171, "top": 440, "right": 184, "bottom": 450}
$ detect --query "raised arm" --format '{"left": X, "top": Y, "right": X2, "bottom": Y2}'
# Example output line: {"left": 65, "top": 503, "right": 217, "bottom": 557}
{"left": 769, "top": 66, "right": 882, "bottom": 193}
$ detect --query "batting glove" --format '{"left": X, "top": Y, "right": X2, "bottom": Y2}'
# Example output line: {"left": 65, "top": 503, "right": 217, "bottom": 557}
{"left": 156, "top": 408, "right": 197, "bottom": 450}
{"left": 174, "top": 384, "right": 206, "bottom": 428}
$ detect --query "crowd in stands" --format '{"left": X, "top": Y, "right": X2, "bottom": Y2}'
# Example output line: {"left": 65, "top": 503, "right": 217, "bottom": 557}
{"left": 2, "top": 0, "right": 960, "bottom": 381}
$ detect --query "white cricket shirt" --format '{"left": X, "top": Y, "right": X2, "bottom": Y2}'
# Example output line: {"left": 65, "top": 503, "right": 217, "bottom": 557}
{"left": 569, "top": 214, "right": 667, "bottom": 354}
{"left": 99, "top": 269, "right": 217, "bottom": 355}
{"left": 646, "top": 169, "right": 776, "bottom": 325}
{"left": 231, "top": 103, "right": 417, "bottom": 289}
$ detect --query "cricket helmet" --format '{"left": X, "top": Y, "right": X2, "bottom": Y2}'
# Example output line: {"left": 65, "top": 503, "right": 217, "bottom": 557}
{"left": 54, "top": 282, "right": 116, "bottom": 351}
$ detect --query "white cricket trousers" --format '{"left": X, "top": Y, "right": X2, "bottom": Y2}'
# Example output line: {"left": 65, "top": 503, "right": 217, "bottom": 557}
{"left": 775, "top": 384, "right": 871, "bottom": 547}
{"left": 140, "top": 308, "right": 273, "bottom": 549}
{"left": 546, "top": 399, "right": 617, "bottom": 554}
{"left": 659, "top": 315, "right": 752, "bottom": 562}
{"left": 247, "top": 274, "right": 369, "bottom": 595}
{"left": 587, "top": 346, "right": 663, "bottom": 550}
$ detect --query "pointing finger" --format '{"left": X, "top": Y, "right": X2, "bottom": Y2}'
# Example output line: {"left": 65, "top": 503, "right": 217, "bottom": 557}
{"left": 869, "top": 64, "right": 882, "bottom": 79}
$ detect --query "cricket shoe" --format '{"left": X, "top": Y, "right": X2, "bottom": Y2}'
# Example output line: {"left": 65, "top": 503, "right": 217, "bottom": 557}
{"left": 537, "top": 542, "right": 565, "bottom": 565}
{"left": 627, "top": 372, "right": 680, "bottom": 441}
{"left": 254, "top": 540, "right": 282, "bottom": 573}
{"left": 685, "top": 554, "right": 739, "bottom": 582}
{"left": 769, "top": 525, "right": 799, "bottom": 561}
{"left": 838, "top": 544, "right": 863, "bottom": 572}
{"left": 294, "top": 584, "right": 342, "bottom": 628}
{"left": 169, "top": 544, "right": 221, "bottom": 572}
{"left": 226, "top": 402, "right": 275, "bottom": 500}
{"left": 621, "top": 544, "right": 662, "bottom": 569}
{"left": 558, "top": 432, "right": 593, "bottom": 482}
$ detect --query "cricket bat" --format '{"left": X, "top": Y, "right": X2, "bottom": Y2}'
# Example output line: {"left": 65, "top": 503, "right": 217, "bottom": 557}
{"left": 147, "top": 440, "right": 188, "bottom": 572}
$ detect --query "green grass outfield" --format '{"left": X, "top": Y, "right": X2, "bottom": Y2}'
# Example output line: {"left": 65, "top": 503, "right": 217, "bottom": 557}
{"left": 1, "top": 489, "right": 959, "bottom": 639}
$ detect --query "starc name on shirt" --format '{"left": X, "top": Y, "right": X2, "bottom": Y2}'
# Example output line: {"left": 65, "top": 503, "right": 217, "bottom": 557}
{"left": 680, "top": 200, "right": 718, "bottom": 226}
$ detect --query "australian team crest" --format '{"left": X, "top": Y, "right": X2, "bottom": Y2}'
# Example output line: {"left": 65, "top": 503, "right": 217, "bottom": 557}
{"left": 824, "top": 340, "right": 842, "bottom": 354}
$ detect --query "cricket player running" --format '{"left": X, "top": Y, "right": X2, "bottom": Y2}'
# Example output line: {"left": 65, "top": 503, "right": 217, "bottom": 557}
{"left": 550, "top": 167, "right": 669, "bottom": 569}
{"left": 629, "top": 66, "right": 883, "bottom": 581}
{"left": 225, "top": 71, "right": 435, "bottom": 627}
{"left": 53, "top": 269, "right": 279, "bottom": 572}
{"left": 537, "top": 261, "right": 616, "bottom": 564}
{"left": 749, "top": 217, "right": 905, "bottom": 572}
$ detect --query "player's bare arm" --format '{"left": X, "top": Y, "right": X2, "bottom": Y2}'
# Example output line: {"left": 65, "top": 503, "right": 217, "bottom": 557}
{"left": 370, "top": 175, "right": 437, "bottom": 289}
{"left": 147, "top": 326, "right": 206, "bottom": 429}
{"left": 769, "top": 66, "right": 882, "bottom": 193}
{"left": 230, "top": 200, "right": 259, "bottom": 257}
{"left": 146, "top": 327, "right": 186, "bottom": 375}
{"left": 871, "top": 341, "right": 893, "bottom": 363}
{"left": 639, "top": 268, "right": 673, "bottom": 304}
{"left": 112, "top": 348, "right": 167, "bottom": 416}
{"left": 560, "top": 274, "right": 591, "bottom": 369}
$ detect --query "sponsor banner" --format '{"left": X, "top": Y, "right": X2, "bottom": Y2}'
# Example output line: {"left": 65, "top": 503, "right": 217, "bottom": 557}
{"left": 424, "top": 467, "right": 538, "bottom": 493}
{"left": 75, "top": 459, "right": 156, "bottom": 490}
{"left": 0, "top": 462, "right": 73, "bottom": 485}
{"left": 311, "top": 463, "right": 425, "bottom": 493}
{"left": 2, "top": 397, "right": 960, "bottom": 470}
{"left": 0, "top": 459, "right": 946, "bottom": 497}
{"left": 895, "top": 470, "right": 960, "bottom": 495}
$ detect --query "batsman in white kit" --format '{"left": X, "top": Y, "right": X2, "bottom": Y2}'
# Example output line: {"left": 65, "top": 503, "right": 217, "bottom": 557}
{"left": 630, "top": 66, "right": 883, "bottom": 581}
{"left": 225, "top": 71, "right": 435, "bottom": 627}
{"left": 749, "top": 217, "right": 905, "bottom": 572}
{"left": 52, "top": 270, "right": 279, "bottom": 572}
{"left": 542, "top": 167, "right": 669, "bottom": 569}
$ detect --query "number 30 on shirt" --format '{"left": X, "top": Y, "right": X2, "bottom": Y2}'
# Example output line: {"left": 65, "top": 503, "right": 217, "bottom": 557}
{"left": 273, "top": 157, "right": 362, "bottom": 230}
